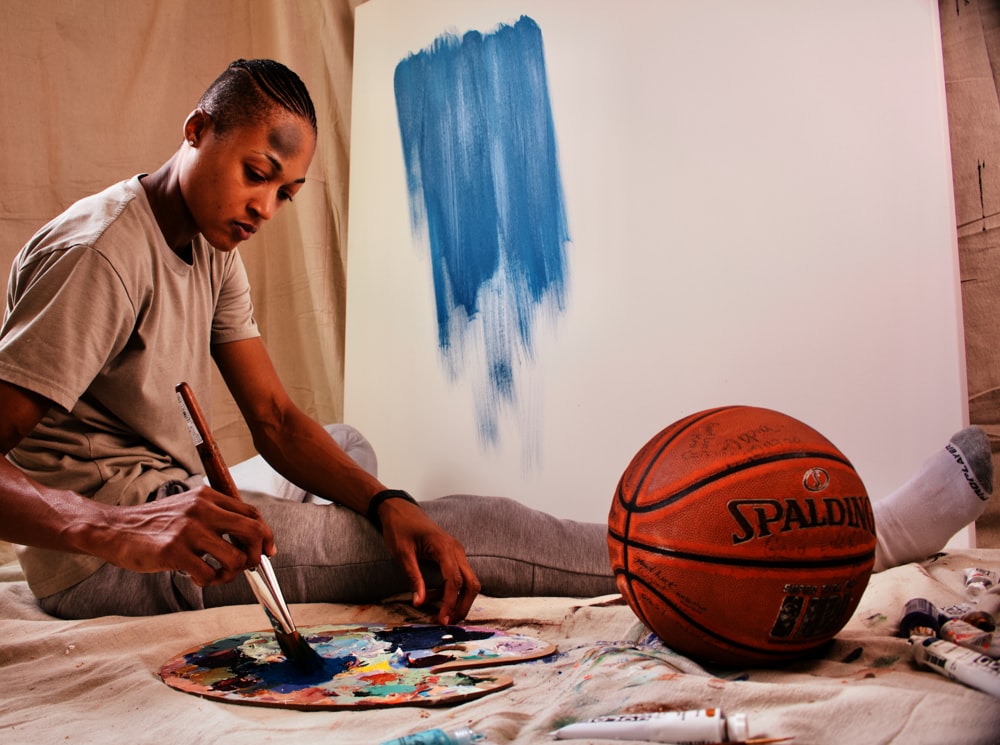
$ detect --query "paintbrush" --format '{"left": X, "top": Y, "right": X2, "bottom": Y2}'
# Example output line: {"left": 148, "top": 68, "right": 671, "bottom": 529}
{"left": 174, "top": 381, "right": 324, "bottom": 672}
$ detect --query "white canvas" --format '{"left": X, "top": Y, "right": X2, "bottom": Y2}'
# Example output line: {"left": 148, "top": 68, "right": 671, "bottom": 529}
{"left": 345, "top": 0, "right": 968, "bottom": 528}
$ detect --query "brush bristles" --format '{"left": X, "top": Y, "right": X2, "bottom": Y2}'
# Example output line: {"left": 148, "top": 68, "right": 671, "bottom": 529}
{"left": 275, "top": 629, "right": 325, "bottom": 672}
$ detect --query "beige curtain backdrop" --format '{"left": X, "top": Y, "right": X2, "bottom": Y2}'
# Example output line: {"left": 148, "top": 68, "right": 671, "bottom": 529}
{"left": 0, "top": 0, "right": 366, "bottom": 462}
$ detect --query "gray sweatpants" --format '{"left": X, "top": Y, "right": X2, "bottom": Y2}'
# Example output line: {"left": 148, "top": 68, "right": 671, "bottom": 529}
{"left": 39, "top": 426, "right": 616, "bottom": 618}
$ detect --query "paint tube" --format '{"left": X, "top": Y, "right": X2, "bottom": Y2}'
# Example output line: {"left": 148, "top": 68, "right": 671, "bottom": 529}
{"left": 940, "top": 619, "right": 1000, "bottom": 658}
{"left": 964, "top": 567, "right": 1000, "bottom": 599}
{"left": 379, "top": 727, "right": 483, "bottom": 745}
{"left": 911, "top": 636, "right": 1000, "bottom": 698}
{"left": 897, "top": 598, "right": 942, "bottom": 638}
{"left": 961, "top": 610, "right": 997, "bottom": 633}
{"left": 552, "top": 708, "right": 749, "bottom": 742}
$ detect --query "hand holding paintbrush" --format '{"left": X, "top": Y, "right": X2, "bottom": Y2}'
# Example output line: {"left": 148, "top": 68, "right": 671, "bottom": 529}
{"left": 175, "top": 381, "right": 324, "bottom": 672}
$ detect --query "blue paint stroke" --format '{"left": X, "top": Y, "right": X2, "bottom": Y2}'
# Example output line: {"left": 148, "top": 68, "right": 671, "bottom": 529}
{"left": 394, "top": 15, "right": 569, "bottom": 458}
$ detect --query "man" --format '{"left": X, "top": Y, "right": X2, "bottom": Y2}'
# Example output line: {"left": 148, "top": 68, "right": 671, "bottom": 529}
{"left": 0, "top": 59, "right": 490, "bottom": 623}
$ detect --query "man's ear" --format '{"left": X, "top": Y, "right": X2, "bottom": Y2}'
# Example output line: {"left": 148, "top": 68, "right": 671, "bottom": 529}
{"left": 183, "top": 108, "right": 212, "bottom": 147}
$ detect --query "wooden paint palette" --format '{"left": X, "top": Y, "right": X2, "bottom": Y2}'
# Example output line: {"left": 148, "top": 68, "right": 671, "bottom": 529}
{"left": 160, "top": 623, "right": 555, "bottom": 710}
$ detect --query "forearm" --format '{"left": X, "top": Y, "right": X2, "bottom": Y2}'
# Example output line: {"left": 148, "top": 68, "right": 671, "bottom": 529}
{"left": 0, "top": 456, "right": 111, "bottom": 556}
{"left": 1, "top": 454, "right": 275, "bottom": 583}
{"left": 249, "top": 409, "right": 386, "bottom": 514}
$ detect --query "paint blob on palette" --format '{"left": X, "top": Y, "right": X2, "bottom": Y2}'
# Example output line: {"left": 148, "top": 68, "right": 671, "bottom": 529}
{"left": 160, "top": 624, "right": 555, "bottom": 710}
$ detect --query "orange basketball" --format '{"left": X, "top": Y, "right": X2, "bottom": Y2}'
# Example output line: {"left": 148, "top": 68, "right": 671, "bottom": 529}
{"left": 607, "top": 405, "right": 876, "bottom": 666}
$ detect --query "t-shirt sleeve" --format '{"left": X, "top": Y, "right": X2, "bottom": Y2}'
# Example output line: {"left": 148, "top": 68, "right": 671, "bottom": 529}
{"left": 211, "top": 249, "right": 260, "bottom": 346}
{"left": 0, "top": 246, "right": 136, "bottom": 411}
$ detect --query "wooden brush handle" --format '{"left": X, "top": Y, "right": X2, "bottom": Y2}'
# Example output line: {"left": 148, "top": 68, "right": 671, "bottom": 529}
{"left": 175, "top": 381, "right": 300, "bottom": 637}
{"left": 175, "top": 382, "right": 241, "bottom": 500}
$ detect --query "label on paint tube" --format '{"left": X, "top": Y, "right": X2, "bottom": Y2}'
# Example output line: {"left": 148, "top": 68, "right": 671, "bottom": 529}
{"left": 912, "top": 637, "right": 1000, "bottom": 698}
{"left": 940, "top": 619, "right": 1000, "bottom": 659}
{"left": 941, "top": 619, "right": 991, "bottom": 647}
{"left": 552, "top": 708, "right": 749, "bottom": 743}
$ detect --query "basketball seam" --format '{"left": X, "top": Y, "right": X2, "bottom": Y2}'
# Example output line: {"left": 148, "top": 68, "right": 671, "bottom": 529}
{"left": 613, "top": 568, "right": 812, "bottom": 660}
{"left": 625, "top": 450, "right": 859, "bottom": 513}
{"left": 607, "top": 527, "right": 875, "bottom": 568}
{"left": 617, "top": 407, "right": 729, "bottom": 510}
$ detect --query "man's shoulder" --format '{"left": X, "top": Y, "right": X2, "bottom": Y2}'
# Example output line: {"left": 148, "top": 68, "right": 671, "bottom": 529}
{"left": 35, "top": 178, "right": 142, "bottom": 248}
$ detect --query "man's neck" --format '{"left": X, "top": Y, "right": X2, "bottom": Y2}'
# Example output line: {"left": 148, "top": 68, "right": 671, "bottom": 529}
{"left": 140, "top": 153, "right": 198, "bottom": 256}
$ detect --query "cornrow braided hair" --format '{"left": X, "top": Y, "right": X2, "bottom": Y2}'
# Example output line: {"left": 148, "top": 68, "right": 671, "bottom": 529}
{"left": 197, "top": 59, "right": 317, "bottom": 137}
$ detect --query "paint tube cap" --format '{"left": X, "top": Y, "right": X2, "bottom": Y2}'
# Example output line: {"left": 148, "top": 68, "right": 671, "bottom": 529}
{"left": 452, "top": 729, "right": 484, "bottom": 745}
{"left": 726, "top": 712, "right": 749, "bottom": 741}
{"left": 899, "top": 598, "right": 942, "bottom": 638}
{"left": 961, "top": 611, "right": 997, "bottom": 632}
{"left": 967, "top": 581, "right": 988, "bottom": 599}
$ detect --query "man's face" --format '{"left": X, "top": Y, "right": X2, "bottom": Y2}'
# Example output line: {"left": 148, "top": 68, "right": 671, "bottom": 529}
{"left": 180, "top": 111, "right": 316, "bottom": 251}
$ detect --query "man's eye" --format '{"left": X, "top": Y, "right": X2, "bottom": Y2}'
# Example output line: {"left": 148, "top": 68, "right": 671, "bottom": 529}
{"left": 245, "top": 167, "right": 266, "bottom": 183}
{"left": 278, "top": 190, "right": 294, "bottom": 203}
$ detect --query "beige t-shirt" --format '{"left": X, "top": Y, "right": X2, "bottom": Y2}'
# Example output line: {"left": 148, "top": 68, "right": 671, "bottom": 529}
{"left": 0, "top": 176, "right": 260, "bottom": 597}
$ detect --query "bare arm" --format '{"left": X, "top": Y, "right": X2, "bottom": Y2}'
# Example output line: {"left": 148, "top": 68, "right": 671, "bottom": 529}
{"left": 0, "top": 379, "right": 274, "bottom": 586}
{"left": 212, "top": 342, "right": 386, "bottom": 512}
{"left": 213, "top": 337, "right": 481, "bottom": 622}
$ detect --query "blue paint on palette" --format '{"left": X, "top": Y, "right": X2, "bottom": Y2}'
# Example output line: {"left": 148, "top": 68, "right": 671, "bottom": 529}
{"left": 178, "top": 634, "right": 358, "bottom": 694}
{"left": 394, "top": 16, "right": 570, "bottom": 457}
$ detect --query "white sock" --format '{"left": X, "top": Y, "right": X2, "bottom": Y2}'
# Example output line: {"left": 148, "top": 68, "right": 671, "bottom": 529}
{"left": 873, "top": 426, "right": 993, "bottom": 571}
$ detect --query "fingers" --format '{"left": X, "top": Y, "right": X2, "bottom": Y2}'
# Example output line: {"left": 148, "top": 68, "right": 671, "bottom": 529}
{"left": 400, "top": 551, "right": 479, "bottom": 625}
{"left": 397, "top": 550, "right": 427, "bottom": 610}
{"left": 176, "top": 551, "right": 234, "bottom": 588}
{"left": 434, "top": 552, "right": 481, "bottom": 625}
{"left": 108, "top": 486, "right": 275, "bottom": 582}
{"left": 378, "top": 502, "right": 483, "bottom": 625}
{"left": 183, "top": 534, "right": 255, "bottom": 587}
{"left": 186, "top": 488, "right": 274, "bottom": 572}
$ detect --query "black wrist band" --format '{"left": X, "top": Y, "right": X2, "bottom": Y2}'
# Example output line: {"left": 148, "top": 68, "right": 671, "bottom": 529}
{"left": 366, "top": 489, "right": 418, "bottom": 531}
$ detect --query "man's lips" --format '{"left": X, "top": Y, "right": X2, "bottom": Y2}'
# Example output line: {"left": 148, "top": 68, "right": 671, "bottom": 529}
{"left": 233, "top": 221, "right": 258, "bottom": 241}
